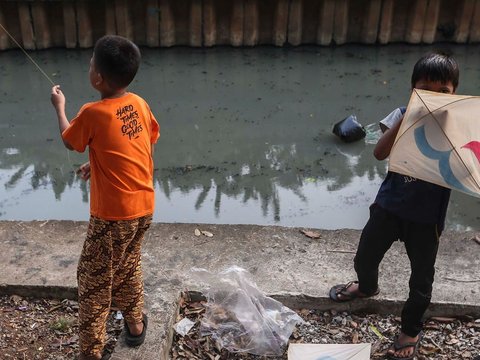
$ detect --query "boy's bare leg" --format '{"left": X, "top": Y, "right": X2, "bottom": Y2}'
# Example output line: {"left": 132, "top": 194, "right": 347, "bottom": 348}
{"left": 126, "top": 320, "right": 144, "bottom": 336}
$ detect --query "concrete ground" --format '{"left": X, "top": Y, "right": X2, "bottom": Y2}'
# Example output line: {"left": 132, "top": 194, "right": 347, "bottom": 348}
{"left": 0, "top": 220, "right": 479, "bottom": 359}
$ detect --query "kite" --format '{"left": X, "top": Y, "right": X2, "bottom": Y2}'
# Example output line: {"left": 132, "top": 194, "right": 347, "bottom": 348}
{"left": 389, "top": 89, "right": 480, "bottom": 197}
{"left": 287, "top": 343, "right": 371, "bottom": 359}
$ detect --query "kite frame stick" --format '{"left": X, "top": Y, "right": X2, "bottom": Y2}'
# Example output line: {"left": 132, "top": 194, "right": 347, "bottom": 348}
{"left": 393, "top": 88, "right": 480, "bottom": 192}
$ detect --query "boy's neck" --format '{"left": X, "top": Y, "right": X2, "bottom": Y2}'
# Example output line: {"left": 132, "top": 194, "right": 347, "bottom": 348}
{"left": 100, "top": 87, "right": 128, "bottom": 100}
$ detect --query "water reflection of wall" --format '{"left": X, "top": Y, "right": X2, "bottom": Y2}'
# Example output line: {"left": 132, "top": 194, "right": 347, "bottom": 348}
{"left": 0, "top": 46, "right": 479, "bottom": 229}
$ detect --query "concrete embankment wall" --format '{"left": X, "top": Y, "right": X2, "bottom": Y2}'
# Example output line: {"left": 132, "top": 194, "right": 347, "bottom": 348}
{"left": 0, "top": 0, "right": 479, "bottom": 50}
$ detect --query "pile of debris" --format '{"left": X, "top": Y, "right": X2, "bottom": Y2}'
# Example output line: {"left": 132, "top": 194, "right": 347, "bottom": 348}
{"left": 171, "top": 292, "right": 480, "bottom": 360}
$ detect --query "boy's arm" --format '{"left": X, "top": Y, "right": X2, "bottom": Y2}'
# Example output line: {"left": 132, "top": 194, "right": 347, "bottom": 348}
{"left": 373, "top": 115, "right": 403, "bottom": 160}
{"left": 50, "top": 85, "right": 74, "bottom": 151}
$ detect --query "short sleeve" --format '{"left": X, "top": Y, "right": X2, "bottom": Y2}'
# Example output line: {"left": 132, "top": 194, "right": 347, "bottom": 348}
{"left": 62, "top": 104, "right": 94, "bottom": 153}
{"left": 149, "top": 109, "right": 160, "bottom": 144}
{"left": 379, "top": 107, "right": 405, "bottom": 133}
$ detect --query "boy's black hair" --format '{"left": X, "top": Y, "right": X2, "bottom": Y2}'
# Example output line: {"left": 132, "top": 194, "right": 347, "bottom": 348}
{"left": 93, "top": 35, "right": 141, "bottom": 89}
{"left": 411, "top": 51, "right": 459, "bottom": 90}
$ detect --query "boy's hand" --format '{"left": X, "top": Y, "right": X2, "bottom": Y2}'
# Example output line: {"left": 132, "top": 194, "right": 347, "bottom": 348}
{"left": 76, "top": 162, "right": 91, "bottom": 181}
{"left": 51, "top": 85, "right": 66, "bottom": 112}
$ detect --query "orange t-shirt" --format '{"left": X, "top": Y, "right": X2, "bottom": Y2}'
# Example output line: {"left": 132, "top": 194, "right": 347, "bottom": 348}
{"left": 62, "top": 92, "right": 160, "bottom": 220}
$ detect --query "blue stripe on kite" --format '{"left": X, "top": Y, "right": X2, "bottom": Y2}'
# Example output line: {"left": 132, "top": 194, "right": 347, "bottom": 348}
{"left": 414, "top": 125, "right": 472, "bottom": 194}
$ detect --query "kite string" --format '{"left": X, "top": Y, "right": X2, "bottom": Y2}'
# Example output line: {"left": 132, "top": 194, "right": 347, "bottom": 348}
{"left": 0, "top": 22, "right": 56, "bottom": 86}
{"left": 0, "top": 22, "right": 80, "bottom": 173}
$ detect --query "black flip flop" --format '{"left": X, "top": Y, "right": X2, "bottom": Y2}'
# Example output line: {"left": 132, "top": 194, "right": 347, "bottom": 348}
{"left": 329, "top": 281, "right": 379, "bottom": 302}
{"left": 125, "top": 313, "right": 148, "bottom": 347}
{"left": 388, "top": 331, "right": 423, "bottom": 360}
{"left": 101, "top": 351, "right": 112, "bottom": 360}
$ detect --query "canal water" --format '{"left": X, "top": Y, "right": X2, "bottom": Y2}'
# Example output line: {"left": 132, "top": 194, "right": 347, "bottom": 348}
{"left": 1, "top": 45, "right": 479, "bottom": 230}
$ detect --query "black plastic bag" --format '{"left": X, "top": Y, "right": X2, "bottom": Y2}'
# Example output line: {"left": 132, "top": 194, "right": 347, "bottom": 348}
{"left": 332, "top": 114, "right": 366, "bottom": 143}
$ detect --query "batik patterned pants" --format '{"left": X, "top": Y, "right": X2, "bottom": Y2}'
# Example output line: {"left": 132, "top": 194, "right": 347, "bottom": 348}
{"left": 77, "top": 214, "right": 152, "bottom": 356}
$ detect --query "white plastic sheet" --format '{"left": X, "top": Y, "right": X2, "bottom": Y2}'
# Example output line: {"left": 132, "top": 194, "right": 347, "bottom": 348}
{"left": 288, "top": 343, "right": 371, "bottom": 360}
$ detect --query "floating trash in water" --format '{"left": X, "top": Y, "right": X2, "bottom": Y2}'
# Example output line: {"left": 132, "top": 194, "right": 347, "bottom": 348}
{"left": 332, "top": 115, "right": 366, "bottom": 143}
{"left": 364, "top": 123, "right": 382, "bottom": 144}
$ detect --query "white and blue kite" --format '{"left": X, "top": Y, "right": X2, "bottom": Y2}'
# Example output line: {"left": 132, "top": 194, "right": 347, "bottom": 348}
{"left": 389, "top": 89, "right": 480, "bottom": 198}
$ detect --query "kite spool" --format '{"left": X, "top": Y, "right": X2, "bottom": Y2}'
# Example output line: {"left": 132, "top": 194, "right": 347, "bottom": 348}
{"left": 332, "top": 114, "right": 366, "bottom": 143}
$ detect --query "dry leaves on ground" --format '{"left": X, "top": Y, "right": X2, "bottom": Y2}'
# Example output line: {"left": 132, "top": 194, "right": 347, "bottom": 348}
{"left": 171, "top": 292, "right": 480, "bottom": 360}
{"left": 0, "top": 295, "right": 122, "bottom": 360}
{"left": 194, "top": 228, "right": 214, "bottom": 237}
{"left": 472, "top": 234, "right": 480, "bottom": 245}
{"left": 300, "top": 229, "right": 321, "bottom": 239}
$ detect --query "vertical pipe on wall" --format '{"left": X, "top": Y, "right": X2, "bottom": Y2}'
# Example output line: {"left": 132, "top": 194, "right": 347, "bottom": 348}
{"left": 333, "top": 0, "right": 348, "bottom": 45}
{"left": 115, "top": 0, "right": 133, "bottom": 39}
{"left": 189, "top": 0, "right": 202, "bottom": 47}
{"left": 273, "top": 0, "right": 289, "bottom": 46}
{"left": 105, "top": 1, "right": 116, "bottom": 35}
{"left": 455, "top": 0, "right": 475, "bottom": 43}
{"left": 159, "top": 0, "right": 175, "bottom": 47}
{"left": 469, "top": 0, "right": 480, "bottom": 42}
{"left": 362, "top": 0, "right": 382, "bottom": 44}
{"left": 63, "top": 2, "right": 77, "bottom": 48}
{"left": 203, "top": 0, "right": 216, "bottom": 46}
{"left": 0, "top": 6, "right": 9, "bottom": 49}
{"left": 244, "top": 0, "right": 259, "bottom": 46}
{"left": 378, "top": 0, "right": 394, "bottom": 44}
{"left": 405, "top": 0, "right": 428, "bottom": 43}
{"left": 31, "top": 2, "right": 51, "bottom": 49}
{"left": 288, "top": 0, "right": 303, "bottom": 46}
{"left": 317, "top": 0, "right": 335, "bottom": 46}
{"left": 18, "top": 2, "right": 35, "bottom": 49}
{"left": 422, "top": 0, "right": 440, "bottom": 43}
{"left": 76, "top": 2, "right": 93, "bottom": 47}
{"left": 146, "top": 0, "right": 160, "bottom": 47}
{"left": 230, "top": 0, "right": 244, "bottom": 46}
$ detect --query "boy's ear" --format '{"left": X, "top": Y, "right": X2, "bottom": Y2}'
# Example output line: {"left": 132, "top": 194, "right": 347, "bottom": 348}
{"left": 95, "top": 72, "right": 103, "bottom": 86}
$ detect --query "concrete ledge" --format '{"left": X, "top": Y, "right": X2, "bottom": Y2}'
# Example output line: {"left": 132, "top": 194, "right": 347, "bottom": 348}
{"left": 271, "top": 293, "right": 480, "bottom": 318}
{"left": 1, "top": 220, "right": 479, "bottom": 359}
{"left": 0, "top": 284, "right": 77, "bottom": 300}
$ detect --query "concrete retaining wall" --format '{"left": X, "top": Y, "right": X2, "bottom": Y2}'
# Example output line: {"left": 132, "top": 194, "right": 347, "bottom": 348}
{"left": 0, "top": 0, "right": 479, "bottom": 50}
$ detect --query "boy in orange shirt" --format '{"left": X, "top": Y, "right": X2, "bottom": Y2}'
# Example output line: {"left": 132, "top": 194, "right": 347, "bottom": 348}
{"left": 51, "top": 35, "right": 159, "bottom": 360}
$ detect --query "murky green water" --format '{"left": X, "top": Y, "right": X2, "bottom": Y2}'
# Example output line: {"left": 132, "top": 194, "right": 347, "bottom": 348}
{"left": 1, "top": 45, "right": 479, "bottom": 230}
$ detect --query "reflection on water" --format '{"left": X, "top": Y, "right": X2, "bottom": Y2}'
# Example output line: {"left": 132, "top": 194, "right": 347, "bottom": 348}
{"left": 1, "top": 45, "right": 479, "bottom": 230}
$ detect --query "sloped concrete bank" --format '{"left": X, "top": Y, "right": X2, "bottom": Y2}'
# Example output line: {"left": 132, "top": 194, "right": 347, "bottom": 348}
{"left": 1, "top": 221, "right": 479, "bottom": 359}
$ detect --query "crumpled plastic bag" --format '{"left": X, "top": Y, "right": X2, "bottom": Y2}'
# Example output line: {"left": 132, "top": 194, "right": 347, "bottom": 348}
{"left": 190, "top": 266, "right": 304, "bottom": 356}
{"left": 332, "top": 114, "right": 366, "bottom": 142}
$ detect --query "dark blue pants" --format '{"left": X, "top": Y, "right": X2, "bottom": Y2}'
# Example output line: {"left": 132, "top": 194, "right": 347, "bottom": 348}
{"left": 354, "top": 205, "right": 440, "bottom": 337}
